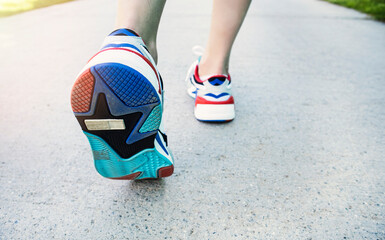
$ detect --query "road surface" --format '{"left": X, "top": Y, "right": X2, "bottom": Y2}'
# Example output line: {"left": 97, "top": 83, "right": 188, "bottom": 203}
{"left": 0, "top": 0, "right": 384, "bottom": 239}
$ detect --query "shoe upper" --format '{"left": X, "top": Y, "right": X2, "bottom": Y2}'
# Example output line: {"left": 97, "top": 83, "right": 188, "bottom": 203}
{"left": 92, "top": 29, "right": 169, "bottom": 153}
{"left": 101, "top": 29, "right": 159, "bottom": 85}
{"left": 187, "top": 64, "right": 234, "bottom": 104}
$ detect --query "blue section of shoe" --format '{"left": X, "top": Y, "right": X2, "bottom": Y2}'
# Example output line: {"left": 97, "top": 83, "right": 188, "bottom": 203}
{"left": 155, "top": 133, "right": 169, "bottom": 156}
{"left": 94, "top": 63, "right": 159, "bottom": 108}
{"left": 109, "top": 28, "right": 139, "bottom": 37}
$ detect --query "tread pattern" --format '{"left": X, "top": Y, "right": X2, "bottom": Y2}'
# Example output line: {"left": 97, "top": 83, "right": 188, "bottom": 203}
{"left": 137, "top": 152, "right": 169, "bottom": 179}
{"left": 71, "top": 69, "right": 95, "bottom": 113}
{"left": 139, "top": 105, "right": 161, "bottom": 133}
{"left": 85, "top": 132, "right": 172, "bottom": 179}
{"left": 95, "top": 64, "right": 159, "bottom": 107}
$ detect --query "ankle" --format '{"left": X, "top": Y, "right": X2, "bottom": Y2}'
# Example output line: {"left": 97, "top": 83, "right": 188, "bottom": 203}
{"left": 113, "top": 26, "right": 159, "bottom": 63}
{"left": 198, "top": 57, "right": 228, "bottom": 77}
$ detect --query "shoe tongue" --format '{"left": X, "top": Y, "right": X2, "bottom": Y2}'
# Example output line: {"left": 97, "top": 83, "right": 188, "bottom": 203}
{"left": 109, "top": 28, "right": 139, "bottom": 37}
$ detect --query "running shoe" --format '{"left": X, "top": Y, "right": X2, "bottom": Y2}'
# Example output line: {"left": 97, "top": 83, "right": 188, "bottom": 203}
{"left": 186, "top": 48, "right": 235, "bottom": 122}
{"left": 70, "top": 29, "right": 174, "bottom": 180}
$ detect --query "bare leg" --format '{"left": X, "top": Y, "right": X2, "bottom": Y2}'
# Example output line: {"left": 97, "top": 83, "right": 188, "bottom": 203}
{"left": 199, "top": 0, "right": 251, "bottom": 76}
{"left": 115, "top": 0, "right": 166, "bottom": 63}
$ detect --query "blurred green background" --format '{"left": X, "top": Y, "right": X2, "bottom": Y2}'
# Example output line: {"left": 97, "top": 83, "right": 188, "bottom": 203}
{"left": 325, "top": 0, "right": 385, "bottom": 20}
{"left": 0, "top": 0, "right": 73, "bottom": 17}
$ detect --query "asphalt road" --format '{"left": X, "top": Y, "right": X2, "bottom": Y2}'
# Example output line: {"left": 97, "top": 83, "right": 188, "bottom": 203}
{"left": 0, "top": 0, "right": 384, "bottom": 239}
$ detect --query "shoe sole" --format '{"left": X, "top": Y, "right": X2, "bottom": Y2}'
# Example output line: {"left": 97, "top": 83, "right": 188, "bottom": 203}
{"left": 71, "top": 63, "right": 173, "bottom": 180}
{"left": 195, "top": 103, "right": 235, "bottom": 122}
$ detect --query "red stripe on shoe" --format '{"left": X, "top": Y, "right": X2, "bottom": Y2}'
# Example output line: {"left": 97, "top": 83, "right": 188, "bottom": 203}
{"left": 195, "top": 96, "right": 234, "bottom": 106}
{"left": 88, "top": 48, "right": 162, "bottom": 94}
{"left": 194, "top": 65, "right": 204, "bottom": 83}
{"left": 194, "top": 65, "right": 231, "bottom": 83}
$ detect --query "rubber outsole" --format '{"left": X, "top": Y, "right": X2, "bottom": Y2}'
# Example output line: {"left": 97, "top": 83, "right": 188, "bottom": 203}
{"left": 194, "top": 103, "right": 235, "bottom": 122}
{"left": 110, "top": 165, "right": 174, "bottom": 180}
{"left": 71, "top": 63, "right": 173, "bottom": 180}
{"left": 85, "top": 132, "right": 173, "bottom": 179}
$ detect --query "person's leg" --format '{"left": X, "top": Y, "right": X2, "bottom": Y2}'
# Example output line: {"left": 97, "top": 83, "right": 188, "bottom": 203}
{"left": 185, "top": 0, "right": 251, "bottom": 121}
{"left": 115, "top": 0, "right": 166, "bottom": 63}
{"left": 199, "top": 0, "right": 251, "bottom": 76}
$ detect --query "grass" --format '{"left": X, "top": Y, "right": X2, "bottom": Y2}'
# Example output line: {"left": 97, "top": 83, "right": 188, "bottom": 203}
{"left": 324, "top": 0, "right": 385, "bottom": 21}
{"left": 0, "top": 0, "right": 73, "bottom": 17}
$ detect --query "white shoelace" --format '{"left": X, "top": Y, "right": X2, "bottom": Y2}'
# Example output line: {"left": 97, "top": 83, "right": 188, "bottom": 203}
{"left": 185, "top": 45, "right": 204, "bottom": 82}
{"left": 192, "top": 45, "right": 204, "bottom": 56}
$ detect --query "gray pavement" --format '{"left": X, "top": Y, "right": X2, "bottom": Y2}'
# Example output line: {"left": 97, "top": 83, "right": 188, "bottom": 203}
{"left": 1, "top": 0, "right": 385, "bottom": 239}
